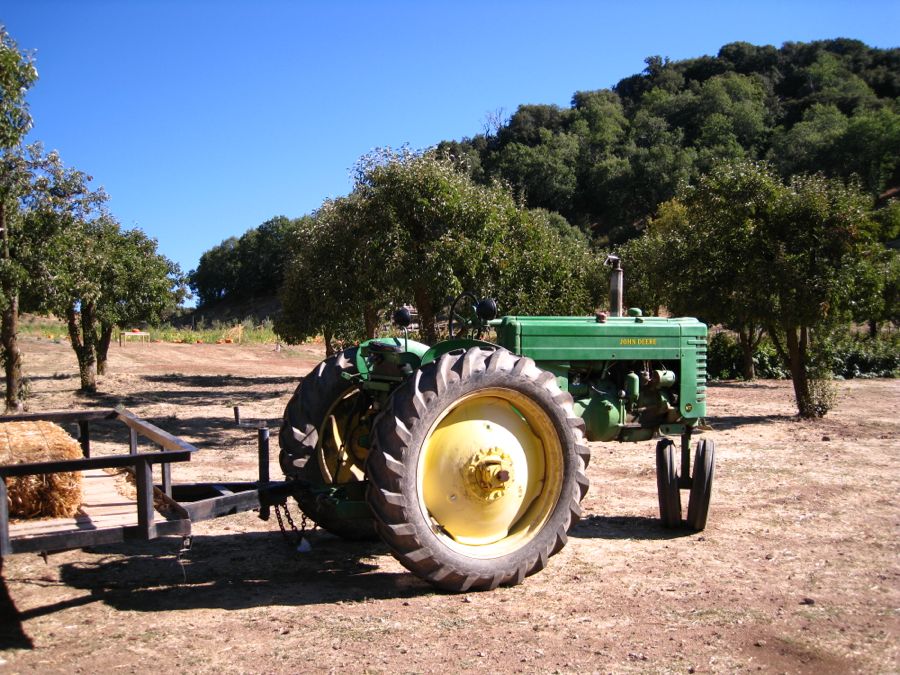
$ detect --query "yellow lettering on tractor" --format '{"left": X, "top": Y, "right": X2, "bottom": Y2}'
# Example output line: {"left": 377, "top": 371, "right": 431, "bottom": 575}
{"left": 619, "top": 338, "right": 657, "bottom": 345}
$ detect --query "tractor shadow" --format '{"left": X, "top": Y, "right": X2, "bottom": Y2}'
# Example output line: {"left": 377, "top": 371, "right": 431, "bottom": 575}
{"left": 66, "top": 373, "right": 295, "bottom": 415}
{"left": 571, "top": 514, "right": 694, "bottom": 540}
{"left": 0, "top": 559, "right": 34, "bottom": 650}
{"left": 10, "top": 531, "right": 431, "bottom": 625}
{"left": 707, "top": 414, "right": 795, "bottom": 431}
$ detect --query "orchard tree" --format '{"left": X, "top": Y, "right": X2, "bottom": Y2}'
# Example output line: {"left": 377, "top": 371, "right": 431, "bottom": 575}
{"left": 37, "top": 215, "right": 112, "bottom": 392}
{"left": 37, "top": 216, "right": 182, "bottom": 392}
{"left": 490, "top": 207, "right": 603, "bottom": 316}
{"left": 94, "top": 227, "right": 184, "bottom": 375}
{"left": 622, "top": 160, "right": 879, "bottom": 417}
{"left": 0, "top": 27, "right": 38, "bottom": 410}
{"left": 351, "top": 148, "right": 514, "bottom": 342}
{"left": 0, "top": 27, "right": 36, "bottom": 149}
{"left": 0, "top": 147, "right": 35, "bottom": 410}
{"left": 764, "top": 172, "right": 880, "bottom": 416}
{"left": 621, "top": 168, "right": 780, "bottom": 380}
{"left": 2, "top": 147, "right": 105, "bottom": 404}
{"left": 276, "top": 206, "right": 376, "bottom": 355}
{"left": 277, "top": 149, "right": 603, "bottom": 348}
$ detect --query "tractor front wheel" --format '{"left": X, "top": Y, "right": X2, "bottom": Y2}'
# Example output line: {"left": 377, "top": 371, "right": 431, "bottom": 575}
{"left": 686, "top": 439, "right": 715, "bottom": 531}
{"left": 366, "top": 348, "right": 590, "bottom": 592}
{"left": 655, "top": 439, "right": 682, "bottom": 528}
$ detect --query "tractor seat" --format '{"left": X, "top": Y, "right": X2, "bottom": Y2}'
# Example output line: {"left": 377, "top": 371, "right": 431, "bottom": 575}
{"left": 368, "top": 340, "right": 404, "bottom": 354}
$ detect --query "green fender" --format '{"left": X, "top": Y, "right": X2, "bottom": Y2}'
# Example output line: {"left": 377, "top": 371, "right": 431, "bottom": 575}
{"left": 355, "top": 336, "right": 431, "bottom": 379}
{"left": 420, "top": 338, "right": 500, "bottom": 367}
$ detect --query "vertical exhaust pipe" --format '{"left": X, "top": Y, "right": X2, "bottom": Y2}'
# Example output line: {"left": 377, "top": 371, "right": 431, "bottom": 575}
{"left": 606, "top": 255, "right": 623, "bottom": 317}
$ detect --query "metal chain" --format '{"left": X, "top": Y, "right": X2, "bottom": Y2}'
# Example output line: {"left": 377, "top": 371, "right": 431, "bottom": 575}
{"left": 175, "top": 535, "right": 193, "bottom": 583}
{"left": 273, "top": 501, "right": 311, "bottom": 550}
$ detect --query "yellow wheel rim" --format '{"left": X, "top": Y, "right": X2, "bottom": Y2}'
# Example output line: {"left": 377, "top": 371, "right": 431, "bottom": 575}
{"left": 316, "top": 388, "right": 368, "bottom": 483}
{"left": 417, "top": 387, "right": 564, "bottom": 558}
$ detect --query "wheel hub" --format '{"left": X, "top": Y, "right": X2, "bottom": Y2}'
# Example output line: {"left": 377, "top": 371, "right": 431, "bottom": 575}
{"left": 465, "top": 449, "right": 514, "bottom": 502}
{"left": 420, "top": 396, "right": 548, "bottom": 546}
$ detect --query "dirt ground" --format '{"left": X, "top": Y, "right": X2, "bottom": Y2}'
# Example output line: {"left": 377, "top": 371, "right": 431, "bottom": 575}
{"left": 1, "top": 337, "right": 898, "bottom": 674}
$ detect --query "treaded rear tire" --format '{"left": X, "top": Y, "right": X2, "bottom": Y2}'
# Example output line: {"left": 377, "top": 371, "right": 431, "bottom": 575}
{"left": 366, "top": 347, "right": 590, "bottom": 592}
{"left": 279, "top": 347, "right": 376, "bottom": 540}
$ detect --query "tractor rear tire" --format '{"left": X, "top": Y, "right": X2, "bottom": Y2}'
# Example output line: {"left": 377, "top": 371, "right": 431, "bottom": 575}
{"left": 655, "top": 439, "right": 682, "bottom": 528}
{"left": 686, "top": 439, "right": 715, "bottom": 531}
{"left": 279, "top": 348, "right": 377, "bottom": 540}
{"left": 366, "top": 347, "right": 590, "bottom": 592}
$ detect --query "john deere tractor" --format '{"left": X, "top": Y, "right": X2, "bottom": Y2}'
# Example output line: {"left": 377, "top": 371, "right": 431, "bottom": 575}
{"left": 279, "top": 258, "right": 714, "bottom": 592}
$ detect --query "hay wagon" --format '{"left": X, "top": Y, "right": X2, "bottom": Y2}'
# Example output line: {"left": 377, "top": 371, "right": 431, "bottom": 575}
{"left": 0, "top": 407, "right": 291, "bottom": 557}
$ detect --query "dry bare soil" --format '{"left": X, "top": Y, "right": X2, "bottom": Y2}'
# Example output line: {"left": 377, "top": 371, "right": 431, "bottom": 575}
{"left": 1, "top": 337, "right": 898, "bottom": 674}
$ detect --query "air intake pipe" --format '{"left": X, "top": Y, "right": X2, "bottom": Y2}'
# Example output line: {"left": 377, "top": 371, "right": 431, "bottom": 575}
{"left": 606, "top": 255, "right": 623, "bottom": 317}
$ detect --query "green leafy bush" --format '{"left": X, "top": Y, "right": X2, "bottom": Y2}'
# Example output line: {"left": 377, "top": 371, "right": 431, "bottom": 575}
{"left": 707, "top": 332, "right": 743, "bottom": 380}
{"left": 708, "top": 329, "right": 898, "bottom": 380}
{"left": 707, "top": 332, "right": 789, "bottom": 380}
{"left": 827, "top": 332, "right": 900, "bottom": 379}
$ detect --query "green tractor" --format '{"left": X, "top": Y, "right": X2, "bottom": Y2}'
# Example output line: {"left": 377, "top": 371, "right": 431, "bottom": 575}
{"left": 279, "top": 258, "right": 714, "bottom": 592}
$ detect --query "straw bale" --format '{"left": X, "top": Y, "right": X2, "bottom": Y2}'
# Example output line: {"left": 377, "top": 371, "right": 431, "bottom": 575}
{"left": 0, "top": 421, "right": 83, "bottom": 519}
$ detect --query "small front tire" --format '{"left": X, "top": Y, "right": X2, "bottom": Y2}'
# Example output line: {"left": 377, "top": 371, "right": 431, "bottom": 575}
{"left": 655, "top": 439, "right": 682, "bottom": 528}
{"left": 686, "top": 439, "right": 715, "bottom": 531}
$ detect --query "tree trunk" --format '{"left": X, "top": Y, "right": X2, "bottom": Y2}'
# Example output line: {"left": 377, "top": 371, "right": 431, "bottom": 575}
{"left": 785, "top": 325, "right": 815, "bottom": 418}
{"left": 67, "top": 304, "right": 98, "bottom": 393}
{"left": 413, "top": 285, "right": 437, "bottom": 344}
{"left": 1, "top": 295, "right": 24, "bottom": 412}
{"left": 363, "top": 305, "right": 378, "bottom": 340}
{"left": 323, "top": 328, "right": 335, "bottom": 358}
{"left": 0, "top": 199, "right": 24, "bottom": 412}
{"left": 737, "top": 325, "right": 758, "bottom": 381}
{"left": 868, "top": 319, "right": 878, "bottom": 338}
{"left": 97, "top": 323, "right": 114, "bottom": 376}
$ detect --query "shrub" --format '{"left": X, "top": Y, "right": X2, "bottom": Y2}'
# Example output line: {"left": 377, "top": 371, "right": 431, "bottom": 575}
{"left": 826, "top": 331, "right": 900, "bottom": 379}
{"left": 707, "top": 332, "right": 789, "bottom": 380}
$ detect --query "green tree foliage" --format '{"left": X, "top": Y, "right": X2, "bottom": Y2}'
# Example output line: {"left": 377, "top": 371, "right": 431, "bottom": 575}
{"left": 0, "top": 27, "right": 38, "bottom": 410}
{"left": 441, "top": 40, "right": 898, "bottom": 244}
{"left": 353, "top": 148, "right": 513, "bottom": 342}
{"left": 1, "top": 146, "right": 107, "bottom": 405}
{"left": 276, "top": 150, "right": 602, "bottom": 348}
{"left": 621, "top": 161, "right": 881, "bottom": 418}
{"left": 38, "top": 213, "right": 182, "bottom": 392}
{"left": 0, "top": 26, "right": 37, "bottom": 150}
{"left": 276, "top": 206, "right": 373, "bottom": 355}
{"left": 189, "top": 215, "right": 297, "bottom": 306}
{"left": 93, "top": 228, "right": 185, "bottom": 375}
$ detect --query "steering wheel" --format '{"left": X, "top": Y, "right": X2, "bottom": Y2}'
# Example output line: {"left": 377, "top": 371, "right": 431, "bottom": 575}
{"left": 448, "top": 292, "right": 478, "bottom": 338}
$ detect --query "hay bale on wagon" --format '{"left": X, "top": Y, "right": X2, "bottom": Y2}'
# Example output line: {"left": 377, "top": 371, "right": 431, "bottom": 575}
{"left": 0, "top": 421, "right": 83, "bottom": 519}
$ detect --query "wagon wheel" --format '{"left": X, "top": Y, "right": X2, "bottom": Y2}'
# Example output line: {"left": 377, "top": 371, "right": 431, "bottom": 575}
{"left": 686, "top": 439, "right": 715, "bottom": 531}
{"left": 279, "top": 347, "right": 376, "bottom": 540}
{"left": 655, "top": 439, "right": 682, "bottom": 528}
{"left": 448, "top": 291, "right": 478, "bottom": 338}
{"left": 367, "top": 347, "right": 591, "bottom": 592}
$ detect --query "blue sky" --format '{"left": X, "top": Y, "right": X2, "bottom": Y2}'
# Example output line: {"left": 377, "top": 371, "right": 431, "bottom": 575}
{"left": 3, "top": 1, "right": 898, "bottom": 296}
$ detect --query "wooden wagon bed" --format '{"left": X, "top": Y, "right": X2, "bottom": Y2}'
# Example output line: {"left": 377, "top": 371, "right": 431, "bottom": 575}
{"left": 6, "top": 468, "right": 190, "bottom": 554}
{"left": 0, "top": 409, "right": 195, "bottom": 556}
{"left": 1, "top": 408, "right": 295, "bottom": 558}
